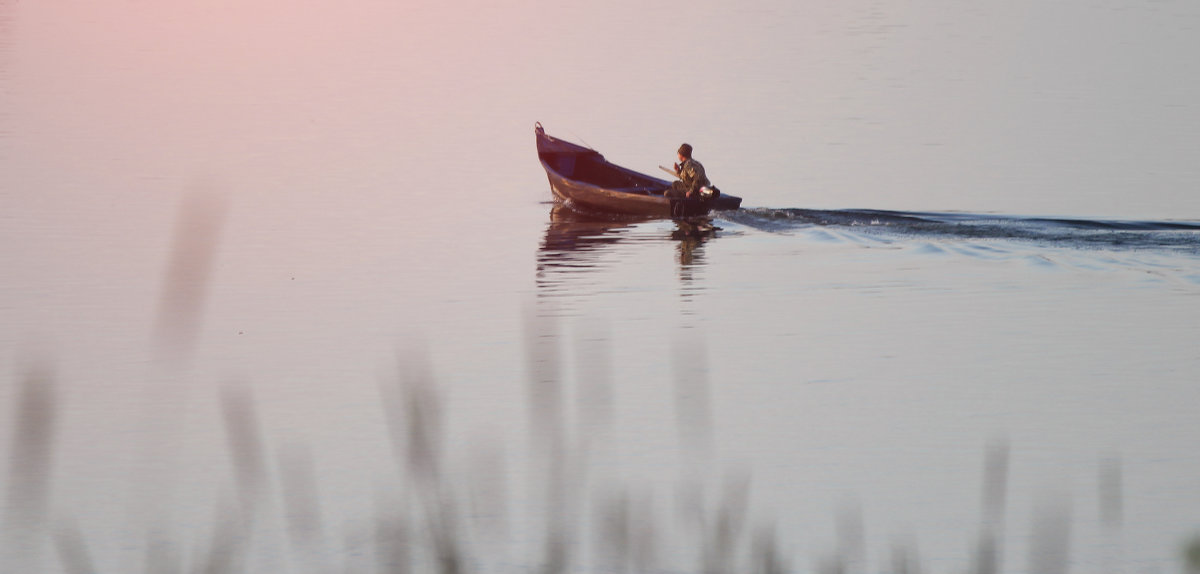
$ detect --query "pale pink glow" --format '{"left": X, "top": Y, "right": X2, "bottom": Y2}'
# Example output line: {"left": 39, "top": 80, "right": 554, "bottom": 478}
{"left": 6, "top": 0, "right": 1200, "bottom": 221}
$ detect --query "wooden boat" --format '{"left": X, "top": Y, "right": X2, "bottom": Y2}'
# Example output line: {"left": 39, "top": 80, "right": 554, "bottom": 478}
{"left": 535, "top": 123, "right": 742, "bottom": 217}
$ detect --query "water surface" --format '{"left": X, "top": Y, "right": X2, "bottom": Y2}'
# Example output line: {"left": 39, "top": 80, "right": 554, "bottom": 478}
{"left": 3, "top": 0, "right": 1200, "bottom": 572}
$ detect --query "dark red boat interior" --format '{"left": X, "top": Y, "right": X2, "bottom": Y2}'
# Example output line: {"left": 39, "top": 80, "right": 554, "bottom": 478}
{"left": 540, "top": 151, "right": 666, "bottom": 194}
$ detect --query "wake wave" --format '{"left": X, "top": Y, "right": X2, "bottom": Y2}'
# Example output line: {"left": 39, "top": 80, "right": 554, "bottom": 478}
{"left": 724, "top": 208, "right": 1200, "bottom": 254}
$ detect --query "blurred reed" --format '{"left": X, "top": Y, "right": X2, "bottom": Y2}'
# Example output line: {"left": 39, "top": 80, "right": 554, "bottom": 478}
{"left": 193, "top": 491, "right": 246, "bottom": 574}
{"left": 152, "top": 188, "right": 228, "bottom": 363}
{"left": 572, "top": 320, "right": 613, "bottom": 458}
{"left": 4, "top": 363, "right": 57, "bottom": 529}
{"left": 2, "top": 362, "right": 58, "bottom": 571}
{"left": 816, "top": 499, "right": 865, "bottom": 574}
{"left": 672, "top": 333, "right": 714, "bottom": 462}
{"left": 51, "top": 518, "right": 95, "bottom": 574}
{"left": 276, "top": 442, "right": 325, "bottom": 561}
{"left": 1186, "top": 536, "right": 1200, "bottom": 574}
{"left": 220, "top": 383, "right": 267, "bottom": 518}
{"left": 1027, "top": 492, "right": 1072, "bottom": 574}
{"left": 1099, "top": 453, "right": 1123, "bottom": 574}
{"left": 972, "top": 439, "right": 1009, "bottom": 574}
{"left": 2, "top": 313, "right": 1185, "bottom": 574}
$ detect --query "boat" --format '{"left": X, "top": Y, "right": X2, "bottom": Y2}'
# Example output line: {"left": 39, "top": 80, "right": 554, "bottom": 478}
{"left": 535, "top": 122, "right": 743, "bottom": 217}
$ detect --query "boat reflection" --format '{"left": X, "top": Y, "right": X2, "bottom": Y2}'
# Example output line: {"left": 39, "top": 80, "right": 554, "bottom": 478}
{"left": 537, "top": 205, "right": 646, "bottom": 296}
{"left": 670, "top": 218, "right": 717, "bottom": 289}
{"left": 536, "top": 205, "right": 718, "bottom": 302}
{"left": 539, "top": 204, "right": 650, "bottom": 259}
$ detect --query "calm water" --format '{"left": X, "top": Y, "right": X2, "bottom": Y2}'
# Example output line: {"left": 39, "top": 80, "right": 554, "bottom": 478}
{"left": 3, "top": 0, "right": 1200, "bottom": 572}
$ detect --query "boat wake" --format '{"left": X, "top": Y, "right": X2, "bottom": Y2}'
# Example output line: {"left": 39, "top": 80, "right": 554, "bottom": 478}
{"left": 537, "top": 205, "right": 1200, "bottom": 291}
{"left": 722, "top": 208, "right": 1200, "bottom": 256}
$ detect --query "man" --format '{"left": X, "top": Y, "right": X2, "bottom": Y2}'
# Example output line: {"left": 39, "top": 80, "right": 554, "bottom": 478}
{"left": 665, "top": 143, "right": 710, "bottom": 199}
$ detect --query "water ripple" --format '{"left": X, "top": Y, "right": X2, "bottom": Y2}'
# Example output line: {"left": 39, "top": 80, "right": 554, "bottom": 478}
{"left": 724, "top": 208, "right": 1200, "bottom": 255}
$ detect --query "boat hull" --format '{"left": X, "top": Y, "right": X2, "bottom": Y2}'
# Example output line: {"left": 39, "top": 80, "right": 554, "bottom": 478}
{"left": 536, "top": 124, "right": 742, "bottom": 217}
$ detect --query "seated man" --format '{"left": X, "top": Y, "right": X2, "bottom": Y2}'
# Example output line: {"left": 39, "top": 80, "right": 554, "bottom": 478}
{"left": 665, "top": 143, "right": 710, "bottom": 199}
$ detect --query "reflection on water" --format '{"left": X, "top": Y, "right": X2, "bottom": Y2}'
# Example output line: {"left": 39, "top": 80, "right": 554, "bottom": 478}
{"left": 670, "top": 218, "right": 718, "bottom": 293}
{"left": 537, "top": 205, "right": 723, "bottom": 301}
{"left": 537, "top": 205, "right": 649, "bottom": 275}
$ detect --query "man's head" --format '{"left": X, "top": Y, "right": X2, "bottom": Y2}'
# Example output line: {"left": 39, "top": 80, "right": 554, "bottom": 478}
{"left": 677, "top": 143, "right": 693, "bottom": 160}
